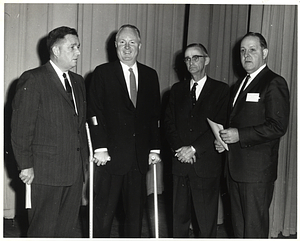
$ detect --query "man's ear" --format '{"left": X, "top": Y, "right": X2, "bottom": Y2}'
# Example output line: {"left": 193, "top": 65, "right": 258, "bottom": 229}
{"left": 204, "top": 56, "right": 210, "bottom": 66}
{"left": 52, "top": 45, "right": 59, "bottom": 58}
{"left": 263, "top": 48, "right": 268, "bottom": 60}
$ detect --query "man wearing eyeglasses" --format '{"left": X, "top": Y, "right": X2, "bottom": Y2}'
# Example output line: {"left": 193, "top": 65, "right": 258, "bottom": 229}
{"left": 165, "top": 43, "right": 229, "bottom": 237}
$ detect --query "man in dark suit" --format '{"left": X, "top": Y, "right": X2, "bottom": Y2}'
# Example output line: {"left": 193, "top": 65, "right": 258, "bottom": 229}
{"left": 88, "top": 24, "right": 161, "bottom": 238}
{"left": 216, "top": 32, "right": 290, "bottom": 238}
{"left": 164, "top": 43, "right": 229, "bottom": 237}
{"left": 11, "top": 26, "right": 88, "bottom": 237}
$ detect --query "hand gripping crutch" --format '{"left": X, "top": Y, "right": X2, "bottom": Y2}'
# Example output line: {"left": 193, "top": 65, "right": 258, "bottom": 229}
{"left": 85, "top": 123, "right": 94, "bottom": 238}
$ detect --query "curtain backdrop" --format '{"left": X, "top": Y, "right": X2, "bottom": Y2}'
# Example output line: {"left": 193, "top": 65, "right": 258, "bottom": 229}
{"left": 187, "top": 4, "right": 249, "bottom": 85}
{"left": 4, "top": 3, "right": 297, "bottom": 238}
{"left": 76, "top": 4, "right": 186, "bottom": 93}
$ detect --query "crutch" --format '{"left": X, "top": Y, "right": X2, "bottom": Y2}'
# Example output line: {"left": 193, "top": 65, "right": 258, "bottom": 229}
{"left": 153, "top": 162, "right": 159, "bottom": 238}
{"left": 85, "top": 123, "right": 94, "bottom": 238}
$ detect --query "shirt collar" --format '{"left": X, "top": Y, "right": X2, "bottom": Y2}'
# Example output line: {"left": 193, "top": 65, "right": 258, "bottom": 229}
{"left": 120, "top": 61, "right": 137, "bottom": 72}
{"left": 190, "top": 75, "right": 207, "bottom": 88}
{"left": 248, "top": 64, "right": 266, "bottom": 80}
{"left": 50, "top": 60, "right": 68, "bottom": 78}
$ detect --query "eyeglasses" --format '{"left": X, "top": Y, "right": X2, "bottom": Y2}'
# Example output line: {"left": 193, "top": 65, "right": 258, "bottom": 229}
{"left": 183, "top": 55, "right": 207, "bottom": 63}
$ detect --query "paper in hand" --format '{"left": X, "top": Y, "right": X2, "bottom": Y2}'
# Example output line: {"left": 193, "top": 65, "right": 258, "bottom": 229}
{"left": 25, "top": 184, "right": 31, "bottom": 209}
{"left": 207, "top": 118, "right": 229, "bottom": 151}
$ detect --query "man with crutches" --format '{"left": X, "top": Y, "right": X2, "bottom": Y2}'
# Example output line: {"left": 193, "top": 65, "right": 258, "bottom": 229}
{"left": 87, "top": 24, "right": 161, "bottom": 238}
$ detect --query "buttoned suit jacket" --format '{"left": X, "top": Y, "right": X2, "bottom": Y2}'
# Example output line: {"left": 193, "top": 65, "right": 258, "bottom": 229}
{"left": 227, "top": 66, "right": 290, "bottom": 183}
{"left": 11, "top": 61, "right": 88, "bottom": 186}
{"left": 88, "top": 60, "right": 161, "bottom": 175}
{"left": 165, "top": 77, "right": 229, "bottom": 177}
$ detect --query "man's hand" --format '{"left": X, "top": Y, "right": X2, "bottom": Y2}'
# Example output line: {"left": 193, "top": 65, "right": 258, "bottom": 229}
{"left": 149, "top": 152, "right": 161, "bottom": 165}
{"left": 220, "top": 128, "right": 239, "bottom": 144}
{"left": 214, "top": 139, "right": 226, "bottom": 153}
{"left": 93, "top": 151, "right": 111, "bottom": 166}
{"left": 19, "top": 168, "right": 34, "bottom": 184}
{"left": 175, "top": 146, "right": 196, "bottom": 164}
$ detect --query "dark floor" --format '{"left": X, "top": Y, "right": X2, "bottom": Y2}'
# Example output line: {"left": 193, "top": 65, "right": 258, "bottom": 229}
{"left": 3, "top": 192, "right": 297, "bottom": 238}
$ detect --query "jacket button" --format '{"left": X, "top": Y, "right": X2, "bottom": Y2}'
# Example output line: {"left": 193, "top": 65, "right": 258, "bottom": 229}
{"left": 77, "top": 148, "right": 80, "bottom": 151}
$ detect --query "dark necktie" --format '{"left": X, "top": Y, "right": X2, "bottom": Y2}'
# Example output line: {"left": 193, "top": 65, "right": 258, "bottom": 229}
{"left": 240, "top": 74, "right": 250, "bottom": 93}
{"left": 191, "top": 82, "right": 198, "bottom": 107}
{"left": 129, "top": 68, "right": 137, "bottom": 107}
{"left": 63, "top": 73, "right": 75, "bottom": 110}
{"left": 233, "top": 74, "right": 250, "bottom": 107}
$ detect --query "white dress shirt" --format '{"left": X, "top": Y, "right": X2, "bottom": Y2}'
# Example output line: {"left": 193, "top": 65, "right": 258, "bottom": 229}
{"left": 120, "top": 61, "right": 138, "bottom": 98}
{"left": 190, "top": 75, "right": 207, "bottom": 100}
{"left": 233, "top": 64, "right": 266, "bottom": 106}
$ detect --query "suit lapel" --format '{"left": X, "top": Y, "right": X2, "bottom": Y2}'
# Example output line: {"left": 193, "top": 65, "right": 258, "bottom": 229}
{"left": 196, "top": 78, "right": 212, "bottom": 106}
{"left": 231, "top": 66, "right": 269, "bottom": 117}
{"left": 114, "top": 61, "right": 129, "bottom": 94}
{"left": 181, "top": 80, "right": 192, "bottom": 110}
{"left": 114, "top": 61, "right": 135, "bottom": 109}
{"left": 190, "top": 77, "right": 211, "bottom": 111}
{"left": 136, "top": 63, "right": 143, "bottom": 108}
{"left": 136, "top": 62, "right": 150, "bottom": 109}
{"left": 69, "top": 72, "right": 82, "bottom": 117}
{"left": 45, "top": 62, "right": 69, "bottom": 102}
{"left": 243, "top": 67, "right": 269, "bottom": 94}
{"left": 229, "top": 78, "right": 243, "bottom": 114}
{"left": 45, "top": 62, "right": 77, "bottom": 114}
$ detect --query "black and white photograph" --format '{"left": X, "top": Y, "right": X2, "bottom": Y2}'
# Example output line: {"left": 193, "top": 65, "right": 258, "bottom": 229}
{"left": 2, "top": 1, "right": 297, "bottom": 239}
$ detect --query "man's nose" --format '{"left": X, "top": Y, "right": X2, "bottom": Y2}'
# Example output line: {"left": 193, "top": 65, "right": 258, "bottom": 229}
{"left": 125, "top": 42, "right": 130, "bottom": 49}
{"left": 74, "top": 46, "right": 80, "bottom": 55}
{"left": 188, "top": 60, "right": 194, "bottom": 66}
{"left": 243, "top": 50, "right": 249, "bottom": 58}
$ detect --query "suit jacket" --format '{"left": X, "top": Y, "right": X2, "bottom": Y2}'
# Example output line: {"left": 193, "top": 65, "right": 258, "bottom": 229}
{"left": 11, "top": 61, "right": 88, "bottom": 186}
{"left": 165, "top": 77, "right": 229, "bottom": 177}
{"left": 227, "top": 66, "right": 290, "bottom": 183}
{"left": 88, "top": 61, "right": 161, "bottom": 175}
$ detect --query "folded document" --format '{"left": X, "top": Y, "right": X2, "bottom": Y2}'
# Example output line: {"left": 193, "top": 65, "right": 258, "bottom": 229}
{"left": 207, "top": 118, "right": 229, "bottom": 151}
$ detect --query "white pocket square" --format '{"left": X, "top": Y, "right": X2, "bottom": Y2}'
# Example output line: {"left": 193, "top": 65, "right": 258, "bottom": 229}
{"left": 246, "top": 93, "right": 260, "bottom": 102}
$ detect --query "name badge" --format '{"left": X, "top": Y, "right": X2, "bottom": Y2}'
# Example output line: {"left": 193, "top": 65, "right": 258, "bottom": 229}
{"left": 246, "top": 93, "right": 260, "bottom": 102}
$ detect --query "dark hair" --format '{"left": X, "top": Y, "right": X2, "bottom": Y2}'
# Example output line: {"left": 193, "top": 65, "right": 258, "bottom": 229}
{"left": 185, "top": 43, "right": 209, "bottom": 56}
{"left": 115, "top": 24, "right": 141, "bottom": 42}
{"left": 47, "top": 26, "right": 78, "bottom": 54}
{"left": 241, "top": 32, "right": 268, "bottom": 49}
